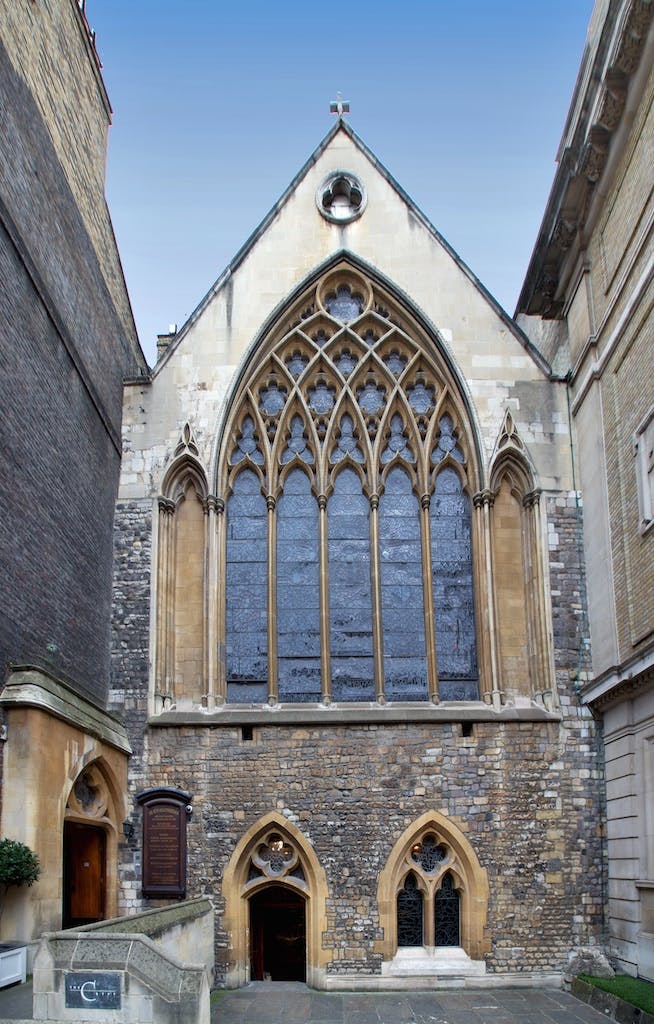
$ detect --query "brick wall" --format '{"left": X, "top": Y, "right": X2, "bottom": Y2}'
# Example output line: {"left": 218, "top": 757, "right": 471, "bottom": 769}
{"left": 0, "top": 14, "right": 146, "bottom": 703}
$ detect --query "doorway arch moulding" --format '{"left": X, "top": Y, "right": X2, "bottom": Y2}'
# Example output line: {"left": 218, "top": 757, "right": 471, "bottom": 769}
{"left": 221, "top": 812, "right": 329, "bottom": 989}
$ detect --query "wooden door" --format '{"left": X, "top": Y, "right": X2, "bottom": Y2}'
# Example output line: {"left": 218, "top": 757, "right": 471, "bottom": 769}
{"left": 63, "top": 823, "right": 105, "bottom": 927}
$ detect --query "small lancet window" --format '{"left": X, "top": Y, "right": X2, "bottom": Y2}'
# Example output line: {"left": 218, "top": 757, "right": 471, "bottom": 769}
{"left": 397, "top": 873, "right": 424, "bottom": 947}
{"left": 434, "top": 872, "right": 460, "bottom": 946}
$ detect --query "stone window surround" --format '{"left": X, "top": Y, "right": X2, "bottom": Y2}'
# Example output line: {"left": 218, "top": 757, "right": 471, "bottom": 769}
{"left": 376, "top": 810, "right": 490, "bottom": 963}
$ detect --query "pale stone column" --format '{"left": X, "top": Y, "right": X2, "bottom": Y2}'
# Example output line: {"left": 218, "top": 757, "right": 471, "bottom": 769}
{"left": 475, "top": 490, "right": 502, "bottom": 710}
{"left": 523, "top": 489, "right": 556, "bottom": 708}
{"left": 318, "top": 495, "right": 332, "bottom": 704}
{"left": 267, "top": 495, "right": 278, "bottom": 704}
{"left": 204, "top": 496, "right": 222, "bottom": 710}
{"left": 155, "top": 497, "right": 175, "bottom": 714}
{"left": 420, "top": 493, "right": 439, "bottom": 703}
{"left": 369, "top": 493, "right": 385, "bottom": 703}
{"left": 216, "top": 496, "right": 227, "bottom": 704}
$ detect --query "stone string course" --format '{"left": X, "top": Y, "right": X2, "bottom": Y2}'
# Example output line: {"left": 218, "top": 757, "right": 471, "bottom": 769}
{"left": 110, "top": 495, "right": 604, "bottom": 983}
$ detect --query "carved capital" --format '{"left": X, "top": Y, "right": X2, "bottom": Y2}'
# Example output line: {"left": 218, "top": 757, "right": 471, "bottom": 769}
{"left": 266, "top": 495, "right": 276, "bottom": 512}
{"left": 473, "top": 489, "right": 495, "bottom": 509}
{"left": 158, "top": 496, "right": 176, "bottom": 516}
{"left": 318, "top": 494, "right": 327, "bottom": 511}
{"left": 523, "top": 488, "right": 542, "bottom": 509}
{"left": 369, "top": 493, "right": 379, "bottom": 511}
{"left": 421, "top": 493, "right": 431, "bottom": 510}
{"left": 206, "top": 494, "right": 224, "bottom": 515}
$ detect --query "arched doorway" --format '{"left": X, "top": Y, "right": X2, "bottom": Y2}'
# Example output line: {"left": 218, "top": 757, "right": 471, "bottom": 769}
{"left": 222, "top": 812, "right": 329, "bottom": 988}
{"left": 250, "top": 885, "right": 306, "bottom": 981}
{"left": 62, "top": 759, "right": 120, "bottom": 929}
{"left": 62, "top": 822, "right": 106, "bottom": 928}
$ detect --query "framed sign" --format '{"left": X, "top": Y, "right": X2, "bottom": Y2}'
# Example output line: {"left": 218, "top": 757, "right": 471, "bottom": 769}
{"left": 136, "top": 787, "right": 192, "bottom": 899}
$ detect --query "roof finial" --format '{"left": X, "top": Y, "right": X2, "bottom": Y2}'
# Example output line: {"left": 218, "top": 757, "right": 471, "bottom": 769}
{"left": 329, "top": 92, "right": 350, "bottom": 119}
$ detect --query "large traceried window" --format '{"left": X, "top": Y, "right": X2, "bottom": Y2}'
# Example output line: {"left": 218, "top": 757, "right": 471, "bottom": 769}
{"left": 219, "top": 264, "right": 479, "bottom": 705}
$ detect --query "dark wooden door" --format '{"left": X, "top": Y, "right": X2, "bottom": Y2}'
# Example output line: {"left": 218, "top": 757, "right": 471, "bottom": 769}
{"left": 249, "top": 885, "right": 306, "bottom": 981}
{"left": 63, "top": 823, "right": 105, "bottom": 927}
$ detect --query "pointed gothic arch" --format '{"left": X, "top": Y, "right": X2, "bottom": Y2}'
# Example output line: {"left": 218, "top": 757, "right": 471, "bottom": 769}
{"left": 211, "top": 258, "right": 483, "bottom": 706}
{"left": 154, "top": 423, "right": 210, "bottom": 712}
{"left": 63, "top": 754, "right": 124, "bottom": 928}
{"left": 376, "top": 810, "right": 489, "bottom": 963}
{"left": 222, "top": 812, "right": 329, "bottom": 988}
{"left": 488, "top": 412, "right": 555, "bottom": 706}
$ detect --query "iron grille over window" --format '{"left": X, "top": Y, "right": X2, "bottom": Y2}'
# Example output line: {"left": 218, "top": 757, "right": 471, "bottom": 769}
{"left": 397, "top": 873, "right": 423, "bottom": 946}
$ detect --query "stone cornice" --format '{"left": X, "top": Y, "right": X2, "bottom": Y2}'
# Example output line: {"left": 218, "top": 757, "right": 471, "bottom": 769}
{"left": 516, "top": 0, "right": 654, "bottom": 318}
{"left": 580, "top": 644, "right": 654, "bottom": 710}
{"left": 0, "top": 666, "right": 132, "bottom": 754}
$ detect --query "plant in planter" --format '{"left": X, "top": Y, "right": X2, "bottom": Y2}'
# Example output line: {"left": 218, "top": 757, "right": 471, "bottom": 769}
{"left": 0, "top": 838, "right": 41, "bottom": 923}
{"left": 0, "top": 839, "right": 40, "bottom": 986}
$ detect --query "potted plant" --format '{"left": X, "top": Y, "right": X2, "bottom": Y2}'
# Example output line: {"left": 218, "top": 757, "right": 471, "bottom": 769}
{"left": 0, "top": 838, "right": 41, "bottom": 986}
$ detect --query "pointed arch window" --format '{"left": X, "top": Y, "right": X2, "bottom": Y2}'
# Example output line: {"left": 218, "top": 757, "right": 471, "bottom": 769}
{"left": 217, "top": 265, "right": 481, "bottom": 705}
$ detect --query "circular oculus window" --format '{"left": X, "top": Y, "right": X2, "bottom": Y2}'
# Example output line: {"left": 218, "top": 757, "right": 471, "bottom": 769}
{"left": 317, "top": 171, "right": 367, "bottom": 224}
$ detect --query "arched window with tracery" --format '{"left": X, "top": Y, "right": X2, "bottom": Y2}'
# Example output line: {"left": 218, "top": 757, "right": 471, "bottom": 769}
{"left": 377, "top": 812, "right": 489, "bottom": 963}
{"left": 217, "top": 263, "right": 481, "bottom": 705}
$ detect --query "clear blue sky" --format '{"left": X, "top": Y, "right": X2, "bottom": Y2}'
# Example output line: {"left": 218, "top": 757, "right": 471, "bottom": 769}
{"left": 90, "top": 1, "right": 594, "bottom": 365}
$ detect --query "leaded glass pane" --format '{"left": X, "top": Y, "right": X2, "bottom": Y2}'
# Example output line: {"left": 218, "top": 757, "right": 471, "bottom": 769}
{"left": 430, "top": 468, "right": 478, "bottom": 699}
{"left": 329, "top": 468, "right": 374, "bottom": 700}
{"left": 411, "top": 833, "right": 447, "bottom": 872}
{"left": 335, "top": 349, "right": 358, "bottom": 377}
{"left": 280, "top": 415, "right": 314, "bottom": 464}
{"left": 380, "top": 414, "right": 415, "bottom": 464}
{"left": 226, "top": 470, "right": 268, "bottom": 701}
{"left": 277, "top": 469, "right": 321, "bottom": 702}
{"left": 231, "top": 415, "right": 265, "bottom": 465}
{"left": 434, "top": 873, "right": 460, "bottom": 946}
{"left": 330, "top": 414, "right": 365, "bottom": 464}
{"left": 397, "top": 873, "right": 423, "bottom": 947}
{"left": 383, "top": 350, "right": 407, "bottom": 376}
{"left": 325, "top": 286, "right": 363, "bottom": 321}
{"left": 379, "top": 468, "right": 427, "bottom": 700}
{"left": 432, "top": 414, "right": 465, "bottom": 464}
{"left": 285, "top": 351, "right": 309, "bottom": 378}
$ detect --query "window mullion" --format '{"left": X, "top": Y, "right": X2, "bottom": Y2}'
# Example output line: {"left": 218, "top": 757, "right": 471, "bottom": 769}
{"left": 267, "top": 494, "right": 278, "bottom": 703}
{"left": 214, "top": 497, "right": 226, "bottom": 705}
{"left": 420, "top": 494, "right": 439, "bottom": 703}
{"left": 318, "top": 494, "right": 332, "bottom": 703}
{"left": 369, "top": 493, "right": 384, "bottom": 702}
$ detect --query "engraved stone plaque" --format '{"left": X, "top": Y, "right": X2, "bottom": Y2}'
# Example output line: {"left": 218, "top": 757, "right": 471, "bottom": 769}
{"left": 65, "top": 972, "right": 121, "bottom": 1009}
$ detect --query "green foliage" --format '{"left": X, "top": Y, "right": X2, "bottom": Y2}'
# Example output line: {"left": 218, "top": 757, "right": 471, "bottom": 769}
{"left": 579, "top": 974, "right": 654, "bottom": 1015}
{"left": 0, "top": 839, "right": 41, "bottom": 889}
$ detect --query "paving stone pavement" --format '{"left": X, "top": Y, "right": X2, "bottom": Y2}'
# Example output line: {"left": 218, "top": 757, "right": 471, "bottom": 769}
{"left": 209, "top": 982, "right": 615, "bottom": 1024}
{"left": 0, "top": 978, "right": 616, "bottom": 1023}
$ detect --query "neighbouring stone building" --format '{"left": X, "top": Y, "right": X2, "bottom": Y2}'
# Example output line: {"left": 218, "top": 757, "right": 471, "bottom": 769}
{"left": 1, "top": 0, "right": 651, "bottom": 994}
{"left": 517, "top": 0, "right": 654, "bottom": 982}
{"left": 0, "top": 0, "right": 146, "bottom": 948}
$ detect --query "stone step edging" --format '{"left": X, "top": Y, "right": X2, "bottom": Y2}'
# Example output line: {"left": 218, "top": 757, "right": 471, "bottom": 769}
{"left": 572, "top": 976, "right": 654, "bottom": 1024}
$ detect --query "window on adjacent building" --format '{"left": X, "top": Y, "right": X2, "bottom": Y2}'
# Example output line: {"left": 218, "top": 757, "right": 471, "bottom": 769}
{"left": 635, "top": 406, "right": 654, "bottom": 533}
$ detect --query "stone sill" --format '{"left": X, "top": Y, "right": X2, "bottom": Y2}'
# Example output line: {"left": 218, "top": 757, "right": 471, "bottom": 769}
{"left": 149, "top": 702, "right": 560, "bottom": 728}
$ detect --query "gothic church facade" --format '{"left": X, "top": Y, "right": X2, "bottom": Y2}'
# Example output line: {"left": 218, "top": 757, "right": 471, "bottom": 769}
{"left": 111, "top": 121, "right": 603, "bottom": 986}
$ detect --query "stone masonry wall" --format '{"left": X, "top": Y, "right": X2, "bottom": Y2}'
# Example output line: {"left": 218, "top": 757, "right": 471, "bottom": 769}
{"left": 110, "top": 494, "right": 603, "bottom": 982}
